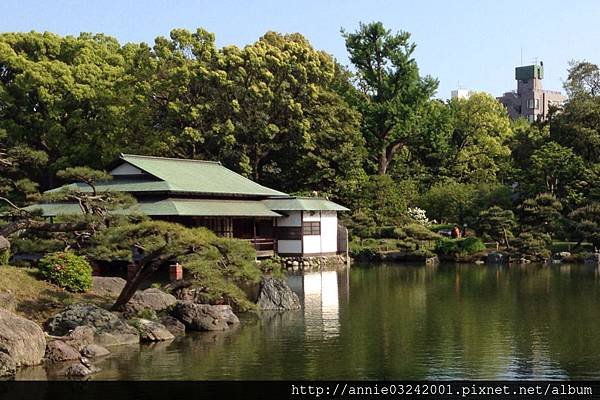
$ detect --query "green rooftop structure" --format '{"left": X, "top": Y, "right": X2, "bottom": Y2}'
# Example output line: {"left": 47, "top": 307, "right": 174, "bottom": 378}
{"left": 515, "top": 64, "right": 544, "bottom": 80}
{"left": 30, "top": 153, "right": 350, "bottom": 258}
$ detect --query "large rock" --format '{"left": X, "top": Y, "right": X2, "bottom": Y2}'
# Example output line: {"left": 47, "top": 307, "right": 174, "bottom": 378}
{"left": 62, "top": 326, "right": 96, "bottom": 351}
{"left": 81, "top": 344, "right": 110, "bottom": 358}
{"left": 91, "top": 276, "right": 127, "bottom": 297}
{"left": 45, "top": 304, "right": 139, "bottom": 346}
{"left": 256, "top": 277, "right": 301, "bottom": 311}
{"left": 0, "top": 308, "right": 46, "bottom": 366}
{"left": 64, "top": 361, "right": 100, "bottom": 377}
{"left": 170, "top": 301, "right": 239, "bottom": 331}
{"left": 0, "top": 236, "right": 9, "bottom": 251}
{"left": 0, "top": 352, "right": 16, "bottom": 377}
{"left": 0, "top": 290, "right": 16, "bottom": 312}
{"left": 134, "top": 319, "right": 175, "bottom": 342}
{"left": 45, "top": 340, "right": 80, "bottom": 363}
{"left": 160, "top": 316, "right": 185, "bottom": 336}
{"left": 123, "top": 288, "right": 177, "bottom": 315}
{"left": 487, "top": 251, "right": 509, "bottom": 265}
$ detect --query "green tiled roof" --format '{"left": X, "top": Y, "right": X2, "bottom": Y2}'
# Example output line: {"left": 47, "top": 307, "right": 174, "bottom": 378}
{"left": 263, "top": 197, "right": 349, "bottom": 211}
{"left": 25, "top": 198, "right": 282, "bottom": 218}
{"left": 46, "top": 179, "right": 173, "bottom": 194}
{"left": 119, "top": 154, "right": 287, "bottom": 197}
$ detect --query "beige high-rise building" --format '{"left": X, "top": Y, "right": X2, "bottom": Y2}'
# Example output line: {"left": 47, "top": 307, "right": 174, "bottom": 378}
{"left": 497, "top": 63, "right": 565, "bottom": 122}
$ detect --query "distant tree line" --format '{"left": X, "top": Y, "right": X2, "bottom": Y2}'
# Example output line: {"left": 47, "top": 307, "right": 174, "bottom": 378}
{"left": 2, "top": 22, "right": 600, "bottom": 252}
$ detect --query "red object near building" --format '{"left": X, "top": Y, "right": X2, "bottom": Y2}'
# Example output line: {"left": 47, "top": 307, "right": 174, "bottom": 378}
{"left": 170, "top": 263, "right": 183, "bottom": 281}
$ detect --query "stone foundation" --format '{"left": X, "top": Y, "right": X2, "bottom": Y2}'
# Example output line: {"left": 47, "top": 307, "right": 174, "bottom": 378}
{"left": 281, "top": 254, "right": 349, "bottom": 271}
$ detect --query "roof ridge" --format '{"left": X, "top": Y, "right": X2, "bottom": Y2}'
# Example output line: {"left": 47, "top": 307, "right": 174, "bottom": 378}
{"left": 120, "top": 153, "right": 222, "bottom": 165}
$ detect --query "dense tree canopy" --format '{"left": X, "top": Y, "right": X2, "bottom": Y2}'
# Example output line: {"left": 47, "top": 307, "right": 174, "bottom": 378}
{"left": 342, "top": 21, "right": 438, "bottom": 175}
{"left": 1, "top": 26, "right": 599, "bottom": 258}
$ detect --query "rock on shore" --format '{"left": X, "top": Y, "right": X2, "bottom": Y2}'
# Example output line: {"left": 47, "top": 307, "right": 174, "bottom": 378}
{"left": 123, "top": 288, "right": 177, "bottom": 316}
{"left": 0, "top": 308, "right": 46, "bottom": 369}
{"left": 170, "top": 301, "right": 239, "bottom": 331}
{"left": 45, "top": 303, "right": 139, "bottom": 346}
{"left": 134, "top": 319, "right": 175, "bottom": 342}
{"left": 256, "top": 277, "right": 301, "bottom": 311}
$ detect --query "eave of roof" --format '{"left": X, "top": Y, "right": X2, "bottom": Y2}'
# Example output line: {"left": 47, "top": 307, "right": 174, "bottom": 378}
{"left": 263, "top": 197, "right": 349, "bottom": 211}
{"left": 25, "top": 198, "right": 282, "bottom": 218}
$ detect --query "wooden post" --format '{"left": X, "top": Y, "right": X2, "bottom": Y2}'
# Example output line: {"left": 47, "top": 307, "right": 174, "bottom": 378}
{"left": 169, "top": 262, "right": 183, "bottom": 281}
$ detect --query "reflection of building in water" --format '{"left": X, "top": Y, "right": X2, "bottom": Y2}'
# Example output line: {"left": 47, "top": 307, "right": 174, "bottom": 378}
{"left": 287, "top": 270, "right": 349, "bottom": 339}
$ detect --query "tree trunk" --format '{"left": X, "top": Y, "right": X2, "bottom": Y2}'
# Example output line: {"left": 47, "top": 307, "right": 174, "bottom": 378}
{"left": 503, "top": 228, "right": 511, "bottom": 250}
{"left": 378, "top": 142, "right": 404, "bottom": 175}
{"left": 111, "top": 262, "right": 160, "bottom": 311}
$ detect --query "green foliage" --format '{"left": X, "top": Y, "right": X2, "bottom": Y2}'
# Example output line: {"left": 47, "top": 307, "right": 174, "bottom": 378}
{"left": 528, "top": 142, "right": 585, "bottom": 199}
{"left": 349, "top": 174, "right": 414, "bottom": 227}
{"left": 258, "top": 257, "right": 285, "bottom": 279}
{"left": 475, "top": 206, "right": 516, "bottom": 246}
{"left": 420, "top": 180, "right": 512, "bottom": 224}
{"left": 342, "top": 21, "right": 438, "bottom": 175}
{"left": 445, "top": 93, "right": 513, "bottom": 183}
{"left": 569, "top": 202, "right": 600, "bottom": 250}
{"left": 511, "top": 232, "right": 552, "bottom": 259}
{"left": 0, "top": 248, "right": 10, "bottom": 265}
{"left": 37, "top": 251, "right": 92, "bottom": 292}
{"left": 435, "top": 237, "right": 486, "bottom": 256}
{"left": 136, "top": 309, "right": 158, "bottom": 321}
{"left": 564, "top": 60, "right": 600, "bottom": 98}
{"left": 518, "top": 193, "right": 563, "bottom": 235}
{"left": 84, "top": 220, "right": 262, "bottom": 312}
{"left": 403, "top": 223, "right": 441, "bottom": 241}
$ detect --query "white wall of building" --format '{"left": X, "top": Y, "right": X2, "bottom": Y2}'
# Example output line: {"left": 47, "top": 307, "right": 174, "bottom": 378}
{"left": 302, "top": 211, "right": 338, "bottom": 255}
{"left": 320, "top": 211, "right": 338, "bottom": 254}
{"left": 274, "top": 210, "right": 339, "bottom": 256}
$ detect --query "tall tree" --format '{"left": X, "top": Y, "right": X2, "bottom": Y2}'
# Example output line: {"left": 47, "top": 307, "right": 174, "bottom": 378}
{"left": 342, "top": 21, "right": 438, "bottom": 174}
{"left": 0, "top": 31, "right": 143, "bottom": 189}
{"left": 444, "top": 93, "right": 513, "bottom": 184}
{"left": 564, "top": 60, "right": 600, "bottom": 98}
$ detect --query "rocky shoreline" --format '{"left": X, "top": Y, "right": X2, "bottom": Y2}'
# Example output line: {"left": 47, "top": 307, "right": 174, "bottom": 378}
{"left": 0, "top": 275, "right": 301, "bottom": 379}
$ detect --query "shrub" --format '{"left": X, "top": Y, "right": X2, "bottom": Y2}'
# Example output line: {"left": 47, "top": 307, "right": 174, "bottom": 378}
{"left": 460, "top": 237, "right": 487, "bottom": 254}
{"left": 393, "top": 227, "right": 407, "bottom": 239}
{"left": 37, "top": 251, "right": 93, "bottom": 292}
{"left": 137, "top": 308, "right": 158, "bottom": 321}
{"left": 435, "top": 237, "right": 486, "bottom": 256}
{"left": 258, "top": 257, "right": 285, "bottom": 278}
{"left": 403, "top": 223, "right": 442, "bottom": 241}
{"left": 376, "top": 226, "right": 397, "bottom": 238}
{"left": 512, "top": 232, "right": 552, "bottom": 259}
{"left": 0, "top": 248, "right": 9, "bottom": 265}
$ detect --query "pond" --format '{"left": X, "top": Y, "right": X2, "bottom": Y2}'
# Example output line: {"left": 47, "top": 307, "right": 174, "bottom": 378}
{"left": 17, "top": 262, "right": 600, "bottom": 380}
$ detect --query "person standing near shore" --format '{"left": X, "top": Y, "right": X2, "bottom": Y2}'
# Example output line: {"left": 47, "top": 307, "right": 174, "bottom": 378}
{"left": 451, "top": 225, "right": 461, "bottom": 239}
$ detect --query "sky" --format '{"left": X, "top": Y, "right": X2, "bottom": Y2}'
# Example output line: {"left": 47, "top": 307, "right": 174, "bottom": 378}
{"left": 1, "top": 0, "right": 599, "bottom": 99}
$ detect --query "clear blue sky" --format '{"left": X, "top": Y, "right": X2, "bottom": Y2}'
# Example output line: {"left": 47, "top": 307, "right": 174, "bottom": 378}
{"left": 2, "top": 0, "right": 599, "bottom": 99}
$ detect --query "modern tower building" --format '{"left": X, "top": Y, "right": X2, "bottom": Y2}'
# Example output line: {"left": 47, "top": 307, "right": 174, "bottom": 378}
{"left": 497, "top": 63, "right": 565, "bottom": 122}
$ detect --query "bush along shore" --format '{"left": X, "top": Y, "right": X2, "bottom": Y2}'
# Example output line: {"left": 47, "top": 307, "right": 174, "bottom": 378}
{"left": 348, "top": 222, "right": 598, "bottom": 266}
{"left": 0, "top": 266, "right": 300, "bottom": 379}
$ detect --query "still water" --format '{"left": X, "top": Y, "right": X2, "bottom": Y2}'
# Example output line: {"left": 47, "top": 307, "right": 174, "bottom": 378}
{"left": 20, "top": 263, "right": 600, "bottom": 380}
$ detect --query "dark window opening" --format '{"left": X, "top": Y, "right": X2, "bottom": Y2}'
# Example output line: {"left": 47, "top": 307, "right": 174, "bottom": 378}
{"left": 302, "top": 221, "right": 321, "bottom": 236}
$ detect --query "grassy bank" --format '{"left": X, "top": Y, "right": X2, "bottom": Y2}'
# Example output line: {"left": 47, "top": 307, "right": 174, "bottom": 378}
{"left": 0, "top": 266, "right": 111, "bottom": 324}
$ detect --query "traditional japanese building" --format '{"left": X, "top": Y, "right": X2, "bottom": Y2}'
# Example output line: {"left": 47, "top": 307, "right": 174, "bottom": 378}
{"left": 28, "top": 154, "right": 349, "bottom": 258}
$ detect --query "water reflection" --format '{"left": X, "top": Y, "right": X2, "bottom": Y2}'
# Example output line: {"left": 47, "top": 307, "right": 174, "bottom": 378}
{"left": 19, "top": 263, "right": 600, "bottom": 380}
{"left": 294, "top": 270, "right": 344, "bottom": 339}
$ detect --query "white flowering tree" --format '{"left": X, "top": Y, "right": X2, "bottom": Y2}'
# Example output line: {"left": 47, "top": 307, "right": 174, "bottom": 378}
{"left": 408, "top": 207, "right": 432, "bottom": 226}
